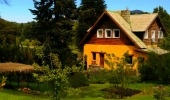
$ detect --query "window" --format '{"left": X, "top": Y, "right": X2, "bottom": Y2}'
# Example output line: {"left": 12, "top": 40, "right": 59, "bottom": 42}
{"left": 158, "top": 31, "right": 161, "bottom": 39}
{"left": 97, "top": 29, "right": 103, "bottom": 38}
{"left": 125, "top": 55, "right": 133, "bottom": 64}
{"left": 144, "top": 30, "right": 148, "bottom": 39}
{"left": 151, "top": 30, "right": 155, "bottom": 42}
{"left": 160, "top": 31, "right": 163, "bottom": 39}
{"left": 92, "top": 52, "right": 96, "bottom": 61}
{"left": 105, "top": 29, "right": 112, "bottom": 38}
{"left": 113, "top": 29, "right": 120, "bottom": 38}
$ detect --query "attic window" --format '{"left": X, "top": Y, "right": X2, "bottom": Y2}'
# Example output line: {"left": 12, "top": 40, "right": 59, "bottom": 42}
{"left": 144, "top": 30, "right": 148, "bottom": 39}
{"left": 97, "top": 29, "right": 103, "bottom": 38}
{"left": 113, "top": 29, "right": 120, "bottom": 38}
{"left": 105, "top": 29, "right": 112, "bottom": 38}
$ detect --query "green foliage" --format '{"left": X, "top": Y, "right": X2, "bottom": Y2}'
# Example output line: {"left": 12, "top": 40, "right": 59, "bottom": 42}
{"left": 153, "top": 6, "right": 170, "bottom": 34}
{"left": 33, "top": 53, "right": 80, "bottom": 100}
{"left": 69, "top": 72, "right": 89, "bottom": 88}
{"left": 138, "top": 52, "right": 170, "bottom": 83}
{"left": 76, "top": 0, "right": 106, "bottom": 50}
{"left": 88, "top": 69, "right": 108, "bottom": 84}
{"left": 105, "top": 53, "right": 138, "bottom": 99}
{"left": 153, "top": 85, "right": 167, "bottom": 100}
{"left": 0, "top": 76, "right": 7, "bottom": 90}
{"left": 30, "top": 0, "right": 78, "bottom": 67}
{"left": 0, "top": 18, "right": 21, "bottom": 43}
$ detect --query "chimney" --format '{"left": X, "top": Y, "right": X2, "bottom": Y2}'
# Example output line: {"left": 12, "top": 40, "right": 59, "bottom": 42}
{"left": 121, "top": 10, "right": 130, "bottom": 23}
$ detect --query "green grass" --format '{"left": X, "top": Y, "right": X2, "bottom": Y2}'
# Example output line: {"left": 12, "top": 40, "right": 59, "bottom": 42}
{"left": 1, "top": 82, "right": 170, "bottom": 100}
{"left": 62, "top": 82, "right": 170, "bottom": 100}
{"left": 0, "top": 89, "right": 49, "bottom": 100}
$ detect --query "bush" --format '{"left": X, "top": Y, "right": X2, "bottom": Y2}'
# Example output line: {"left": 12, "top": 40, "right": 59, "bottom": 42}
{"left": 153, "top": 85, "right": 167, "bottom": 100}
{"left": 69, "top": 72, "right": 89, "bottom": 88}
{"left": 88, "top": 69, "right": 109, "bottom": 84}
{"left": 138, "top": 52, "right": 170, "bottom": 83}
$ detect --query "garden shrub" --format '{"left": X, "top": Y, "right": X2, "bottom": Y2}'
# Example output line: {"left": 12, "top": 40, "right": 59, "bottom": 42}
{"left": 153, "top": 85, "right": 167, "bottom": 100}
{"left": 138, "top": 52, "right": 170, "bottom": 84}
{"left": 69, "top": 72, "right": 89, "bottom": 88}
{"left": 88, "top": 69, "right": 108, "bottom": 84}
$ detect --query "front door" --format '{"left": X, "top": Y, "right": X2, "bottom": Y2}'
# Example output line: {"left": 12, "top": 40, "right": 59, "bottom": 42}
{"left": 99, "top": 53, "right": 104, "bottom": 68}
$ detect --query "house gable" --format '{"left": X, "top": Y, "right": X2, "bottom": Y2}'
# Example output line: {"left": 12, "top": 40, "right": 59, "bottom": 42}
{"left": 81, "top": 10, "right": 147, "bottom": 49}
{"left": 84, "top": 14, "right": 135, "bottom": 45}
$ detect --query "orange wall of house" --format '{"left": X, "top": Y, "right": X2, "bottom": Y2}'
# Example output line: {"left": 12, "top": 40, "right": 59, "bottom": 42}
{"left": 83, "top": 44, "right": 147, "bottom": 69}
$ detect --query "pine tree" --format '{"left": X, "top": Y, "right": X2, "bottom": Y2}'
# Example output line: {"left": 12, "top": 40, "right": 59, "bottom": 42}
{"left": 30, "top": 0, "right": 77, "bottom": 66}
{"left": 153, "top": 6, "right": 170, "bottom": 34}
{"left": 76, "top": 0, "right": 106, "bottom": 50}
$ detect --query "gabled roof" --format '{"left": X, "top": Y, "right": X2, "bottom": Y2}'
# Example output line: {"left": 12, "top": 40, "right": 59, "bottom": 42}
{"left": 130, "top": 13, "right": 158, "bottom": 32}
{"left": 81, "top": 10, "right": 147, "bottom": 49}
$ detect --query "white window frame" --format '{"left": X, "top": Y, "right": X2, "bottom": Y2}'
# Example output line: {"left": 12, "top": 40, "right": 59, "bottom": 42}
{"left": 160, "top": 31, "right": 163, "bottom": 39}
{"left": 151, "top": 30, "right": 156, "bottom": 42}
{"left": 113, "top": 29, "right": 120, "bottom": 38}
{"left": 144, "top": 30, "right": 148, "bottom": 39}
{"left": 158, "top": 31, "right": 161, "bottom": 39}
{"left": 97, "top": 29, "right": 103, "bottom": 38}
{"left": 105, "top": 29, "right": 112, "bottom": 38}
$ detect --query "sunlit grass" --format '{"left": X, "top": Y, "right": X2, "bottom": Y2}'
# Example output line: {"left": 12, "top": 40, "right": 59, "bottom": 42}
{"left": 1, "top": 82, "right": 170, "bottom": 100}
{"left": 0, "top": 89, "right": 49, "bottom": 100}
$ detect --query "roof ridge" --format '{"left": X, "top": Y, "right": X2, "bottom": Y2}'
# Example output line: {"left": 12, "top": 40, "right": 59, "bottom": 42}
{"left": 106, "top": 11, "right": 147, "bottom": 49}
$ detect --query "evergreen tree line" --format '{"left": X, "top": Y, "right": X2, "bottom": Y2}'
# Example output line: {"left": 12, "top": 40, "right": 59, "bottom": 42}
{"left": 0, "top": 1, "right": 170, "bottom": 71}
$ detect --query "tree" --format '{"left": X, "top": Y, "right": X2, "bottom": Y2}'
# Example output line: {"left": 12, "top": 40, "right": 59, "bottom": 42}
{"left": 30, "top": 0, "right": 78, "bottom": 66}
{"left": 76, "top": 0, "right": 106, "bottom": 50}
{"left": 138, "top": 52, "right": 170, "bottom": 83}
{"left": 105, "top": 53, "right": 138, "bottom": 99}
{"left": 0, "top": 0, "right": 8, "bottom": 5}
{"left": 153, "top": 6, "right": 170, "bottom": 34}
{"left": 33, "top": 53, "right": 80, "bottom": 100}
{"left": 153, "top": 6, "right": 170, "bottom": 51}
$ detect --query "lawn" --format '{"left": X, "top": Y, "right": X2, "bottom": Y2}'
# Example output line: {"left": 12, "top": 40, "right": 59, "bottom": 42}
{"left": 1, "top": 82, "right": 170, "bottom": 100}
{"left": 0, "top": 89, "right": 49, "bottom": 100}
{"left": 62, "top": 82, "right": 170, "bottom": 100}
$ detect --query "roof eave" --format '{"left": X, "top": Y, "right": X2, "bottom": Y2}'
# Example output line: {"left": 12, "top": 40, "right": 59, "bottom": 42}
{"left": 80, "top": 10, "right": 107, "bottom": 45}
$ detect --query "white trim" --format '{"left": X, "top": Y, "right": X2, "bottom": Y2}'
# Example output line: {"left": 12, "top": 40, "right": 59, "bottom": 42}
{"left": 113, "top": 29, "right": 120, "bottom": 38}
{"left": 105, "top": 29, "right": 112, "bottom": 38}
{"left": 144, "top": 30, "right": 148, "bottom": 39}
{"left": 151, "top": 30, "right": 155, "bottom": 42}
{"left": 158, "top": 31, "right": 161, "bottom": 39}
{"left": 97, "top": 29, "right": 103, "bottom": 38}
{"left": 160, "top": 31, "right": 164, "bottom": 39}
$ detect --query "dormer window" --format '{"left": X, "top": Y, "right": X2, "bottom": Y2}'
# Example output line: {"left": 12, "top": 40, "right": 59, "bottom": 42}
{"left": 144, "top": 30, "right": 148, "bottom": 39}
{"left": 97, "top": 29, "right": 103, "bottom": 38}
{"left": 113, "top": 29, "right": 120, "bottom": 38}
{"left": 105, "top": 29, "right": 112, "bottom": 38}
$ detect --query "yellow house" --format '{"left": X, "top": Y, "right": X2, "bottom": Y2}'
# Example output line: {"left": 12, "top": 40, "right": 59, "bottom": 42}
{"left": 80, "top": 10, "right": 168, "bottom": 69}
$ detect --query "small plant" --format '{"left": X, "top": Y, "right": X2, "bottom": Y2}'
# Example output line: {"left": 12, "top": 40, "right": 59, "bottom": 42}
{"left": 153, "top": 85, "right": 167, "bottom": 100}
{"left": 0, "top": 76, "right": 7, "bottom": 90}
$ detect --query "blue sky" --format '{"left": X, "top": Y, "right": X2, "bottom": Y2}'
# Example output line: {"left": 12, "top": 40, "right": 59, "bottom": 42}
{"left": 0, "top": 0, "right": 170, "bottom": 23}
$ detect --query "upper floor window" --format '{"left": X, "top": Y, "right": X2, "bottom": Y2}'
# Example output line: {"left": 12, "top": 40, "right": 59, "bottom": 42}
{"left": 158, "top": 31, "right": 163, "bottom": 39}
{"left": 144, "top": 30, "right": 148, "bottom": 39}
{"left": 113, "top": 29, "right": 120, "bottom": 38}
{"left": 105, "top": 29, "right": 112, "bottom": 38}
{"left": 97, "top": 29, "right": 103, "bottom": 38}
{"left": 151, "top": 30, "right": 156, "bottom": 42}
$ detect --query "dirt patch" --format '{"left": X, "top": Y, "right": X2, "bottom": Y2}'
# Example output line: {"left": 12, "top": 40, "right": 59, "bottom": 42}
{"left": 101, "top": 86, "right": 141, "bottom": 99}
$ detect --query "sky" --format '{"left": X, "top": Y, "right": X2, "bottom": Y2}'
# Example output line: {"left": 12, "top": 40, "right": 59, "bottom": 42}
{"left": 0, "top": 0, "right": 170, "bottom": 23}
